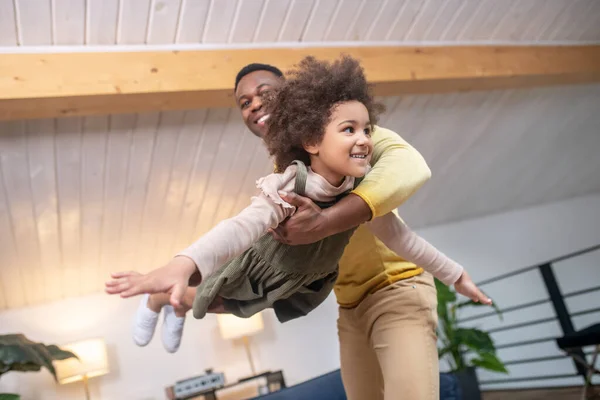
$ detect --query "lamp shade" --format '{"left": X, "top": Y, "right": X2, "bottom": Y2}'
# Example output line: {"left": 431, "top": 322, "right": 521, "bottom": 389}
{"left": 54, "top": 338, "right": 109, "bottom": 384}
{"left": 217, "top": 313, "right": 264, "bottom": 340}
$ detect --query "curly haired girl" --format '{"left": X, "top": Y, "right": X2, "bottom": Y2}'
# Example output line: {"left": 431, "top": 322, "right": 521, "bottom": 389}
{"left": 106, "top": 55, "right": 488, "bottom": 351}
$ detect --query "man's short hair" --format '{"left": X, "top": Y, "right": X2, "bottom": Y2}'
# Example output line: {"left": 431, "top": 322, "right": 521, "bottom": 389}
{"left": 234, "top": 63, "right": 284, "bottom": 91}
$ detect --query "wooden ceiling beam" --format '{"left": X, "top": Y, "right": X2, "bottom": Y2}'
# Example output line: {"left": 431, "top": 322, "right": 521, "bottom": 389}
{"left": 1, "top": 45, "right": 599, "bottom": 121}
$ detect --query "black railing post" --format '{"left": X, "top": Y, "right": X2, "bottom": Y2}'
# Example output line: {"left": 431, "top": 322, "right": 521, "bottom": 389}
{"left": 539, "top": 263, "right": 587, "bottom": 378}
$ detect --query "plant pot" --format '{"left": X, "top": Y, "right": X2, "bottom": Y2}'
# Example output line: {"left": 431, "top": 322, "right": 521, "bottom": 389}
{"left": 453, "top": 367, "right": 481, "bottom": 400}
{"left": 440, "top": 372, "right": 461, "bottom": 400}
{"left": 0, "top": 394, "right": 20, "bottom": 400}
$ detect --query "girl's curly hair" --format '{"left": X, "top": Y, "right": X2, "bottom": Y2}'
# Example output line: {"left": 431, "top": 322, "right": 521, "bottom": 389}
{"left": 263, "top": 55, "right": 385, "bottom": 172}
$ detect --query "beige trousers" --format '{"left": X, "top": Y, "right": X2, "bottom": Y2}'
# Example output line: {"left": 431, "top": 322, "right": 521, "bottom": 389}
{"left": 337, "top": 272, "right": 439, "bottom": 400}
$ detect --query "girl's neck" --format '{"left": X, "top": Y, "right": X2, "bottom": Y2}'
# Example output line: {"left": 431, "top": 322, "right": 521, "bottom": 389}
{"left": 309, "top": 157, "right": 345, "bottom": 187}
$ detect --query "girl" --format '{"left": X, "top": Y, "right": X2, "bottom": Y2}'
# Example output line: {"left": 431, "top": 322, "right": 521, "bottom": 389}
{"left": 105, "top": 56, "right": 489, "bottom": 350}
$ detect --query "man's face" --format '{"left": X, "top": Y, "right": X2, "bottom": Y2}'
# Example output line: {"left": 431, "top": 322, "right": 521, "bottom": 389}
{"left": 235, "top": 70, "right": 283, "bottom": 138}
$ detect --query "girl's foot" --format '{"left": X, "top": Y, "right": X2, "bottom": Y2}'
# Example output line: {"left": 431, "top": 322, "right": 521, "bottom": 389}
{"left": 162, "top": 305, "right": 185, "bottom": 353}
{"left": 132, "top": 294, "right": 160, "bottom": 346}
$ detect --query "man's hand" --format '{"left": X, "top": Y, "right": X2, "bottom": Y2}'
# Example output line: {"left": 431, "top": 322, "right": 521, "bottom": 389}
{"left": 453, "top": 270, "right": 492, "bottom": 305}
{"left": 105, "top": 256, "right": 198, "bottom": 308}
{"left": 271, "top": 191, "right": 372, "bottom": 245}
{"left": 269, "top": 192, "right": 330, "bottom": 245}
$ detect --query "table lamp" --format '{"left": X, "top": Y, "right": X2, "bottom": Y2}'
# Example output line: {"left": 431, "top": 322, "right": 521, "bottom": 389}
{"left": 54, "top": 338, "right": 110, "bottom": 400}
{"left": 217, "top": 313, "right": 264, "bottom": 376}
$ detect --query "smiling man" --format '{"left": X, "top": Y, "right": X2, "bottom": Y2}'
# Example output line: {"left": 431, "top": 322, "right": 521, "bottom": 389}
{"left": 235, "top": 63, "right": 285, "bottom": 138}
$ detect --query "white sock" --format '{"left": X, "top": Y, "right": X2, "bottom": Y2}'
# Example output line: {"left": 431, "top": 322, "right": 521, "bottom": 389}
{"left": 132, "top": 294, "right": 159, "bottom": 347}
{"left": 162, "top": 305, "right": 186, "bottom": 353}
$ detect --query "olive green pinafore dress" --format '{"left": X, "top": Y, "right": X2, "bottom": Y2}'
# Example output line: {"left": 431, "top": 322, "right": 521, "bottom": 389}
{"left": 193, "top": 161, "right": 362, "bottom": 323}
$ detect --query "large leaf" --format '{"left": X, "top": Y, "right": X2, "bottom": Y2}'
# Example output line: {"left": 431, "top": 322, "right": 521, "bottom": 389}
{"left": 435, "top": 279, "right": 456, "bottom": 305}
{"left": 470, "top": 352, "right": 508, "bottom": 373}
{"left": 4, "top": 363, "right": 42, "bottom": 373}
{"left": 0, "top": 338, "right": 56, "bottom": 381}
{"left": 0, "top": 334, "right": 78, "bottom": 381}
{"left": 435, "top": 278, "right": 456, "bottom": 322}
{"left": 46, "top": 345, "right": 78, "bottom": 361}
{"left": 0, "top": 341, "right": 45, "bottom": 369}
{"left": 29, "top": 343, "right": 57, "bottom": 381}
{"left": 455, "top": 328, "right": 495, "bottom": 354}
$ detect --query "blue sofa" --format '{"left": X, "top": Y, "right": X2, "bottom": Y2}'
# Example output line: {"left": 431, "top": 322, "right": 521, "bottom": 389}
{"left": 251, "top": 369, "right": 462, "bottom": 399}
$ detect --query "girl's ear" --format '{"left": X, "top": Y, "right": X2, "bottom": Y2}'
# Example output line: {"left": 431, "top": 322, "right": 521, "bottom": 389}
{"left": 303, "top": 141, "right": 319, "bottom": 155}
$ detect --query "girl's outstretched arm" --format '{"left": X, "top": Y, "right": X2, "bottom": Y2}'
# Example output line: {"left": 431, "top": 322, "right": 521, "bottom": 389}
{"left": 367, "top": 212, "right": 492, "bottom": 305}
{"left": 105, "top": 168, "right": 298, "bottom": 306}
{"left": 105, "top": 258, "right": 196, "bottom": 307}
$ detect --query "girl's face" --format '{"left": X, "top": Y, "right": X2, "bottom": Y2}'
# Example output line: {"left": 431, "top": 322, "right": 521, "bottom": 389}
{"left": 305, "top": 101, "right": 373, "bottom": 185}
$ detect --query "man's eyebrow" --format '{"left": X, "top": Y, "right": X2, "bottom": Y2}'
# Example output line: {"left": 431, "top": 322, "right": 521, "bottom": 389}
{"left": 256, "top": 83, "right": 270, "bottom": 91}
{"left": 236, "top": 83, "right": 270, "bottom": 102}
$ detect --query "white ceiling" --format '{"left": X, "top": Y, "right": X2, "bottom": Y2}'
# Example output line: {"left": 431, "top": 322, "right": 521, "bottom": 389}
{"left": 0, "top": 0, "right": 599, "bottom": 47}
{"left": 382, "top": 85, "right": 600, "bottom": 227}
{"left": 0, "top": 0, "right": 599, "bottom": 310}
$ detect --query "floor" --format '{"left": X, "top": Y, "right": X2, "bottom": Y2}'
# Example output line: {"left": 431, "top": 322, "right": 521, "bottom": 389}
{"left": 483, "top": 386, "right": 599, "bottom": 400}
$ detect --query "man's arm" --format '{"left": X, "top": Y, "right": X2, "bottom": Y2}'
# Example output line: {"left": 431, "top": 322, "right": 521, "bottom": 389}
{"left": 273, "top": 126, "right": 431, "bottom": 244}
{"left": 352, "top": 126, "right": 431, "bottom": 218}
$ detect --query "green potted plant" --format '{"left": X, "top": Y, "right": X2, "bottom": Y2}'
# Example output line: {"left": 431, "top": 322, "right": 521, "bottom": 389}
{"left": 435, "top": 279, "right": 508, "bottom": 400}
{"left": 0, "top": 334, "right": 78, "bottom": 400}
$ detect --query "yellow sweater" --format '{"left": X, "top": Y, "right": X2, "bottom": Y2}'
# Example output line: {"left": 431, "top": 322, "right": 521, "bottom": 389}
{"left": 334, "top": 126, "right": 432, "bottom": 308}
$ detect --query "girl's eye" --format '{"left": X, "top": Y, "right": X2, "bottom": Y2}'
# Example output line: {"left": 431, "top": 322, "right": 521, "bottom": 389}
{"left": 343, "top": 126, "right": 355, "bottom": 133}
{"left": 364, "top": 128, "right": 371, "bottom": 136}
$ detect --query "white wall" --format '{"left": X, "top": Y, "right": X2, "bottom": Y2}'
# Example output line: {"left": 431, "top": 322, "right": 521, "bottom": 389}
{"left": 1, "top": 193, "right": 599, "bottom": 398}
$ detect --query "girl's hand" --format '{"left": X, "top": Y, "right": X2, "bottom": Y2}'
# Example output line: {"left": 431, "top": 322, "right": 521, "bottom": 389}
{"left": 453, "top": 270, "right": 492, "bottom": 305}
{"left": 105, "top": 256, "right": 198, "bottom": 308}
